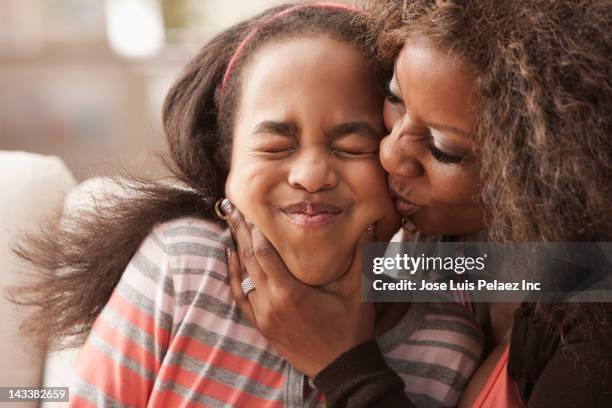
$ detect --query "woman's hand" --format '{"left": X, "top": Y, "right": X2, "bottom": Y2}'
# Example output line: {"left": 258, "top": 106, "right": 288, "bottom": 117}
{"left": 221, "top": 200, "right": 376, "bottom": 378}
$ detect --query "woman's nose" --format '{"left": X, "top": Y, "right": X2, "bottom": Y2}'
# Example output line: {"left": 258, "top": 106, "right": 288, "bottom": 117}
{"left": 288, "top": 150, "right": 338, "bottom": 193}
{"left": 379, "top": 129, "right": 424, "bottom": 178}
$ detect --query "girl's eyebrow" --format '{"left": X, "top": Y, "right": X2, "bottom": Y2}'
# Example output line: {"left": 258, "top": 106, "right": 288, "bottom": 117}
{"left": 253, "top": 121, "right": 297, "bottom": 137}
{"left": 252, "top": 121, "right": 379, "bottom": 140}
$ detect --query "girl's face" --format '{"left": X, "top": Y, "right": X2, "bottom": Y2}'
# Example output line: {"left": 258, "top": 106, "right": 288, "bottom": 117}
{"left": 226, "top": 35, "right": 399, "bottom": 286}
{"left": 381, "top": 40, "right": 485, "bottom": 235}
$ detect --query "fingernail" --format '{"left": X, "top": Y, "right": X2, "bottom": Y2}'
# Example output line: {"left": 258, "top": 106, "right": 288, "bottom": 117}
{"left": 246, "top": 221, "right": 254, "bottom": 230}
{"left": 402, "top": 217, "right": 416, "bottom": 232}
{"left": 226, "top": 247, "right": 231, "bottom": 260}
{"left": 221, "top": 198, "right": 233, "bottom": 214}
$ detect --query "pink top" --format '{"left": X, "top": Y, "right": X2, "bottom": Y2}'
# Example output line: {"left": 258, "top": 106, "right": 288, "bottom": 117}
{"left": 472, "top": 345, "right": 524, "bottom": 408}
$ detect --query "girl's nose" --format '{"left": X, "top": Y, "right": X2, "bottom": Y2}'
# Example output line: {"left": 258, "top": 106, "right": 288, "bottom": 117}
{"left": 288, "top": 150, "right": 338, "bottom": 193}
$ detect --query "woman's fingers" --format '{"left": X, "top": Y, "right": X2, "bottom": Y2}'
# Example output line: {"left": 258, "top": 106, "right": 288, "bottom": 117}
{"left": 250, "top": 226, "right": 296, "bottom": 287}
{"left": 226, "top": 247, "right": 257, "bottom": 326}
{"left": 221, "top": 199, "right": 267, "bottom": 283}
{"left": 222, "top": 199, "right": 253, "bottom": 260}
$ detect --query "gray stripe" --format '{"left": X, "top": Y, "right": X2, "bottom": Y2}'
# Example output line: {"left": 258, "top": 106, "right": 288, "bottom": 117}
{"left": 385, "top": 358, "right": 468, "bottom": 391}
{"left": 131, "top": 250, "right": 175, "bottom": 298}
{"left": 165, "top": 241, "right": 227, "bottom": 262}
{"left": 170, "top": 267, "right": 227, "bottom": 282}
{"left": 402, "top": 339, "right": 481, "bottom": 363}
{"left": 102, "top": 307, "right": 166, "bottom": 362}
{"left": 165, "top": 351, "right": 284, "bottom": 400}
{"left": 90, "top": 332, "right": 156, "bottom": 382}
{"left": 285, "top": 363, "right": 304, "bottom": 408}
{"left": 378, "top": 303, "right": 425, "bottom": 353}
{"left": 175, "top": 290, "right": 252, "bottom": 327}
{"left": 405, "top": 392, "right": 448, "bottom": 408}
{"left": 149, "top": 232, "right": 166, "bottom": 252}
{"left": 420, "top": 318, "right": 484, "bottom": 344}
{"left": 176, "top": 322, "right": 286, "bottom": 373}
{"left": 72, "top": 375, "right": 130, "bottom": 408}
{"left": 427, "top": 304, "right": 476, "bottom": 320}
{"left": 115, "top": 280, "right": 174, "bottom": 332}
{"left": 163, "top": 225, "right": 232, "bottom": 246}
{"left": 153, "top": 381, "right": 226, "bottom": 408}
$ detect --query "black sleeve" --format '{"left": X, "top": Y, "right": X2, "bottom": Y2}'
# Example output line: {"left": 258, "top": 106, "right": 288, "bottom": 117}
{"left": 526, "top": 342, "right": 612, "bottom": 408}
{"left": 509, "top": 303, "right": 612, "bottom": 408}
{"left": 313, "top": 340, "right": 414, "bottom": 408}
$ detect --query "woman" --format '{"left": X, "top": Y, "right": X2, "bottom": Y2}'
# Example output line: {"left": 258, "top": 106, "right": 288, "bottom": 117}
{"left": 223, "top": 0, "right": 612, "bottom": 406}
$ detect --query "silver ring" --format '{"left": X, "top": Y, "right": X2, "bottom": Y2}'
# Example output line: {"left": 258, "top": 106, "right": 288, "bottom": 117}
{"left": 241, "top": 277, "right": 256, "bottom": 296}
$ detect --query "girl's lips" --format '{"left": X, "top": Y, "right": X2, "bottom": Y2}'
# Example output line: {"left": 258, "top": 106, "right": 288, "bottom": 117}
{"left": 281, "top": 211, "right": 340, "bottom": 227}
{"left": 394, "top": 198, "right": 423, "bottom": 216}
{"left": 279, "top": 201, "right": 344, "bottom": 227}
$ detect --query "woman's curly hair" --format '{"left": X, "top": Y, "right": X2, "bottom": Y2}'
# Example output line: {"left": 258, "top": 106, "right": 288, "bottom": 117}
{"left": 368, "top": 0, "right": 612, "bottom": 342}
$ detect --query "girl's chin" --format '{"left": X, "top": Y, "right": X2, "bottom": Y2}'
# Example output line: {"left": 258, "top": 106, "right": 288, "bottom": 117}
{"left": 281, "top": 253, "right": 353, "bottom": 287}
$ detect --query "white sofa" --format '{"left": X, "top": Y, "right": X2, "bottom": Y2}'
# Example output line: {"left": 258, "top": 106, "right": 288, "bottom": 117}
{"left": 0, "top": 151, "right": 76, "bottom": 407}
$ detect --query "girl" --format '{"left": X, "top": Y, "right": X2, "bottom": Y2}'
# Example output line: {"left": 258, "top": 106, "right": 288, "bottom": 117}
{"left": 224, "top": 0, "right": 612, "bottom": 407}
{"left": 14, "top": 3, "right": 483, "bottom": 407}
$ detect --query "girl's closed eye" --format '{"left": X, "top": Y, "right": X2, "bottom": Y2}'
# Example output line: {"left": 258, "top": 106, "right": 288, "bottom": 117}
{"left": 332, "top": 135, "right": 380, "bottom": 159}
{"left": 251, "top": 140, "right": 296, "bottom": 158}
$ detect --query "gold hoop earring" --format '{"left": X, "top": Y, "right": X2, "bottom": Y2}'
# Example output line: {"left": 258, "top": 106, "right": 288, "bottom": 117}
{"left": 214, "top": 198, "right": 229, "bottom": 220}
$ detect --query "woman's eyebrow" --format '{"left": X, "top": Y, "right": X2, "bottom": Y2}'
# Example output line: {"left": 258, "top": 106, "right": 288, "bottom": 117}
{"left": 327, "top": 121, "right": 381, "bottom": 140}
{"left": 253, "top": 121, "right": 297, "bottom": 137}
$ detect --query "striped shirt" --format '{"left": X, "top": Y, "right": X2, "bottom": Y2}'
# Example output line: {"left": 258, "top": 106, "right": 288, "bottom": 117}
{"left": 70, "top": 217, "right": 483, "bottom": 408}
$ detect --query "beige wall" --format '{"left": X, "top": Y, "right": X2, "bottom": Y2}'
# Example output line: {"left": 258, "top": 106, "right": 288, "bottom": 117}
{"left": 0, "top": 0, "right": 353, "bottom": 181}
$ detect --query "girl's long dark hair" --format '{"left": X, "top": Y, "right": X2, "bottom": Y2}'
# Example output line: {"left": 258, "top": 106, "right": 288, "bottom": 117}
{"left": 10, "top": 4, "right": 381, "bottom": 352}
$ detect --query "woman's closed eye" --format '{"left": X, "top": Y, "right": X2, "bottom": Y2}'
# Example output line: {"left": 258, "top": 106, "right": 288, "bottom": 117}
{"left": 426, "top": 129, "right": 469, "bottom": 165}
{"left": 427, "top": 144, "right": 464, "bottom": 164}
{"left": 385, "top": 84, "right": 403, "bottom": 106}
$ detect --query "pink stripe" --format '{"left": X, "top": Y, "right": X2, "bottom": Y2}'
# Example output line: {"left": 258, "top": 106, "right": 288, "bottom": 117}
{"left": 174, "top": 301, "right": 278, "bottom": 353}
{"left": 164, "top": 233, "right": 228, "bottom": 249}
{"left": 173, "top": 272, "right": 230, "bottom": 300}
{"left": 387, "top": 343, "right": 477, "bottom": 379}
{"left": 121, "top": 263, "right": 176, "bottom": 316}
{"left": 168, "top": 254, "right": 228, "bottom": 275}
{"left": 156, "top": 217, "right": 226, "bottom": 234}
{"left": 423, "top": 312, "right": 482, "bottom": 333}
{"left": 169, "top": 335, "right": 284, "bottom": 388}
{"left": 138, "top": 233, "right": 168, "bottom": 264}
{"left": 399, "top": 374, "right": 460, "bottom": 406}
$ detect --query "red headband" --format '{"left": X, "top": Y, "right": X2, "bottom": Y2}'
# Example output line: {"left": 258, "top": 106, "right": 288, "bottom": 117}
{"left": 218, "top": 2, "right": 366, "bottom": 113}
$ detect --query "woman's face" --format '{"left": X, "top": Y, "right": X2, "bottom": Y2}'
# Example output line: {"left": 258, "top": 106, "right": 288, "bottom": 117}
{"left": 381, "top": 39, "right": 485, "bottom": 235}
{"left": 226, "top": 35, "right": 399, "bottom": 286}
